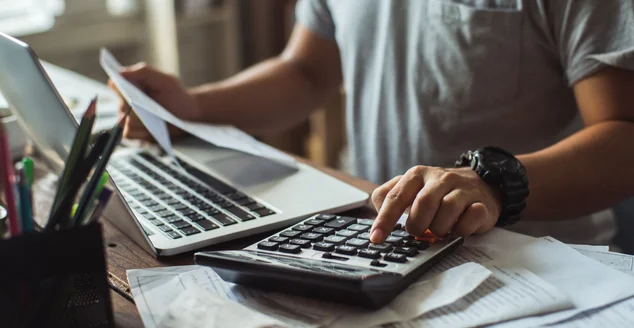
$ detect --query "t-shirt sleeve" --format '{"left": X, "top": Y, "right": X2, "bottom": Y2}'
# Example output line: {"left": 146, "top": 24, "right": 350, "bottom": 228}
{"left": 295, "top": 0, "right": 336, "bottom": 40}
{"left": 548, "top": 0, "right": 634, "bottom": 85}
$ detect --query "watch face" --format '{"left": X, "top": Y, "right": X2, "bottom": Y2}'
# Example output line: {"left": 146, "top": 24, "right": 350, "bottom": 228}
{"left": 483, "top": 151, "right": 520, "bottom": 172}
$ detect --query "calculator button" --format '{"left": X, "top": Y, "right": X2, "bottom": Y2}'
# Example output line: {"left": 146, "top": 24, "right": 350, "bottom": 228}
{"left": 300, "top": 233, "right": 323, "bottom": 242}
{"left": 368, "top": 243, "right": 393, "bottom": 253}
{"left": 394, "top": 246, "right": 419, "bottom": 257}
{"left": 304, "top": 219, "right": 325, "bottom": 226}
{"left": 358, "top": 249, "right": 381, "bottom": 259}
{"left": 416, "top": 230, "right": 440, "bottom": 244}
{"left": 322, "top": 252, "right": 349, "bottom": 261}
{"left": 358, "top": 232, "right": 371, "bottom": 240}
{"left": 392, "top": 224, "right": 403, "bottom": 231}
{"left": 403, "top": 239, "right": 430, "bottom": 250}
{"left": 335, "top": 230, "right": 358, "bottom": 238}
{"left": 166, "top": 231, "right": 182, "bottom": 239}
{"left": 348, "top": 224, "right": 370, "bottom": 232}
{"left": 316, "top": 214, "right": 336, "bottom": 221}
{"left": 292, "top": 224, "right": 313, "bottom": 232}
{"left": 346, "top": 238, "right": 369, "bottom": 248}
{"left": 324, "top": 235, "right": 347, "bottom": 245}
{"left": 370, "top": 260, "right": 387, "bottom": 267}
{"left": 384, "top": 253, "right": 407, "bottom": 263}
{"left": 290, "top": 239, "right": 312, "bottom": 248}
{"left": 279, "top": 244, "right": 302, "bottom": 254}
{"left": 391, "top": 230, "right": 411, "bottom": 238}
{"left": 313, "top": 227, "right": 334, "bottom": 235}
{"left": 196, "top": 220, "right": 219, "bottom": 231}
{"left": 257, "top": 241, "right": 279, "bottom": 251}
{"left": 357, "top": 219, "right": 375, "bottom": 226}
{"left": 385, "top": 236, "right": 404, "bottom": 245}
{"left": 335, "top": 245, "right": 358, "bottom": 256}
{"left": 325, "top": 216, "right": 356, "bottom": 229}
{"left": 313, "top": 242, "right": 336, "bottom": 252}
{"left": 269, "top": 236, "right": 289, "bottom": 243}
{"left": 280, "top": 230, "right": 302, "bottom": 238}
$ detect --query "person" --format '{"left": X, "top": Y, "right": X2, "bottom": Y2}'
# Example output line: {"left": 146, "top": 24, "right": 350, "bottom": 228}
{"left": 111, "top": 0, "right": 634, "bottom": 246}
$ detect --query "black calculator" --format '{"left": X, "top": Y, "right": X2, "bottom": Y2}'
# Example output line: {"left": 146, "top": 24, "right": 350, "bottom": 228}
{"left": 195, "top": 214, "right": 463, "bottom": 309}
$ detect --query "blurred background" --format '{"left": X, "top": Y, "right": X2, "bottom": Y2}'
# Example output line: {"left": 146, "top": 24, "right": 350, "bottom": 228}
{"left": 1, "top": 0, "right": 633, "bottom": 253}
{"left": 0, "top": 0, "right": 347, "bottom": 171}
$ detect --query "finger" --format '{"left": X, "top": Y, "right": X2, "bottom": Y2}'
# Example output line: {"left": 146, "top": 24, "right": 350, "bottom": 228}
{"left": 371, "top": 168, "right": 426, "bottom": 244}
{"left": 120, "top": 62, "right": 175, "bottom": 92}
{"left": 452, "top": 202, "right": 489, "bottom": 237}
{"left": 429, "top": 189, "right": 477, "bottom": 237}
{"left": 371, "top": 175, "right": 402, "bottom": 212}
{"left": 405, "top": 181, "right": 454, "bottom": 237}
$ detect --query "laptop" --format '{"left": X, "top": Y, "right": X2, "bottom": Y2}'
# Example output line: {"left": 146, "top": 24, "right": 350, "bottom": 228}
{"left": 0, "top": 32, "right": 369, "bottom": 256}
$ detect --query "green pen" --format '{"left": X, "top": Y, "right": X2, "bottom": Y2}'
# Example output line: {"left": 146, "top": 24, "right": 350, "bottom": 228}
{"left": 21, "top": 157, "right": 34, "bottom": 186}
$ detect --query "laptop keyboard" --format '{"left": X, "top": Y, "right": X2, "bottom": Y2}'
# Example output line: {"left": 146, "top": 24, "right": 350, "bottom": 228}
{"left": 108, "top": 152, "right": 277, "bottom": 240}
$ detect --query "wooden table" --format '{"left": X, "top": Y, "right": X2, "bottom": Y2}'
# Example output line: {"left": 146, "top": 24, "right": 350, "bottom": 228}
{"left": 98, "top": 159, "right": 378, "bottom": 327}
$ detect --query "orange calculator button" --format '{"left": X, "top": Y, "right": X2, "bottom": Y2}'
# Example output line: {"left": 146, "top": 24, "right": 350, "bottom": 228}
{"left": 415, "top": 229, "right": 439, "bottom": 244}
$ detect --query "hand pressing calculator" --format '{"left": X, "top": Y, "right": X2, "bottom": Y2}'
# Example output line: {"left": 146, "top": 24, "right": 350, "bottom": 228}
{"left": 195, "top": 214, "right": 463, "bottom": 308}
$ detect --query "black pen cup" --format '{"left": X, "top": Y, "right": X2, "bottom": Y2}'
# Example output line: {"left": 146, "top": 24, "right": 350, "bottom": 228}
{"left": 0, "top": 223, "right": 113, "bottom": 328}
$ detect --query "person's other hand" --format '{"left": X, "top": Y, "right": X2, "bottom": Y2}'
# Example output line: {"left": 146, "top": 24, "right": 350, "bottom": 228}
{"left": 369, "top": 166, "right": 502, "bottom": 244}
{"left": 108, "top": 63, "right": 200, "bottom": 141}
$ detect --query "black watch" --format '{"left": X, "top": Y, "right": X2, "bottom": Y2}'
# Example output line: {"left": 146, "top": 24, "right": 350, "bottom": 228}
{"left": 455, "top": 146, "right": 529, "bottom": 227}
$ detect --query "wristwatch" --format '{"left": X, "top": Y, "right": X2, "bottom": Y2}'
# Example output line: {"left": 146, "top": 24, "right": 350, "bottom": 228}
{"left": 455, "top": 146, "right": 529, "bottom": 227}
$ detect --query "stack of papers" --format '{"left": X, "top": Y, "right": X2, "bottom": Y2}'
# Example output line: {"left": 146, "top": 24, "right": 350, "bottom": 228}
{"left": 127, "top": 228, "right": 634, "bottom": 328}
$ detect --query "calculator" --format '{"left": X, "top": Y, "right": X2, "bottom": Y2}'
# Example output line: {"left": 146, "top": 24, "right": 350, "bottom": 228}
{"left": 194, "top": 214, "right": 463, "bottom": 308}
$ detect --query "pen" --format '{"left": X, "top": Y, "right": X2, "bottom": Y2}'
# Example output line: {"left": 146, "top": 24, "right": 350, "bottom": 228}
{"left": 47, "top": 96, "right": 97, "bottom": 230}
{"left": 0, "top": 121, "right": 20, "bottom": 237}
{"left": 16, "top": 167, "right": 33, "bottom": 233}
{"left": 84, "top": 188, "right": 113, "bottom": 225}
{"left": 73, "top": 110, "right": 127, "bottom": 225}
{"left": 21, "top": 157, "right": 34, "bottom": 186}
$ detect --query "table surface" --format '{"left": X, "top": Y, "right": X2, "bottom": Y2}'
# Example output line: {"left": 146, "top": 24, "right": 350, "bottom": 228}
{"left": 97, "top": 157, "right": 378, "bottom": 327}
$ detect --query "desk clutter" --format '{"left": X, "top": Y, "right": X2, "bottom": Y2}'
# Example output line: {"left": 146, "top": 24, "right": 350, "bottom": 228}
{"left": 0, "top": 98, "right": 126, "bottom": 327}
{"left": 127, "top": 224, "right": 634, "bottom": 328}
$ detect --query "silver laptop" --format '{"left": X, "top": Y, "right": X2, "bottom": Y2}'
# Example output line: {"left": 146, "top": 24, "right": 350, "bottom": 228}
{"left": 0, "top": 32, "right": 369, "bottom": 256}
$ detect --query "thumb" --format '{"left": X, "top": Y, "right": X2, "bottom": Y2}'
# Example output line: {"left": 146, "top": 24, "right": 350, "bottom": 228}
{"left": 120, "top": 62, "right": 174, "bottom": 92}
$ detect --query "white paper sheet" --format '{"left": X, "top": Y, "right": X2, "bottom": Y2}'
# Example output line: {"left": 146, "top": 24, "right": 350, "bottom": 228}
{"left": 330, "top": 262, "right": 492, "bottom": 328}
{"left": 128, "top": 262, "right": 491, "bottom": 328}
{"left": 465, "top": 231, "right": 634, "bottom": 328}
{"left": 574, "top": 249, "right": 634, "bottom": 277}
{"left": 548, "top": 297, "right": 634, "bottom": 328}
{"left": 100, "top": 48, "right": 297, "bottom": 169}
{"left": 568, "top": 244, "right": 611, "bottom": 252}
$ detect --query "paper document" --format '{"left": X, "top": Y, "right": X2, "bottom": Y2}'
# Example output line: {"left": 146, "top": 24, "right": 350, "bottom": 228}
{"left": 100, "top": 48, "right": 297, "bottom": 169}
{"left": 575, "top": 248, "right": 634, "bottom": 277}
{"left": 568, "top": 244, "right": 610, "bottom": 252}
{"left": 548, "top": 297, "right": 634, "bottom": 328}
{"left": 128, "top": 262, "right": 491, "bottom": 328}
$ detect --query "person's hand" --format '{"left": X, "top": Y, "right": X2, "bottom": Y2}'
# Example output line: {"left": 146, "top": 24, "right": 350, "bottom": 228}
{"left": 369, "top": 166, "right": 503, "bottom": 244}
{"left": 108, "top": 62, "right": 201, "bottom": 141}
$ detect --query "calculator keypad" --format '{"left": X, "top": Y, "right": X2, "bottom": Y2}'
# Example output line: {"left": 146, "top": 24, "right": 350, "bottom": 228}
{"left": 250, "top": 214, "right": 442, "bottom": 270}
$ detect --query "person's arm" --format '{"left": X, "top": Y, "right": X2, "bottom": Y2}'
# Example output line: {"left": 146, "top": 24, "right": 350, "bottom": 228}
{"left": 189, "top": 25, "right": 342, "bottom": 135}
{"left": 519, "top": 67, "right": 634, "bottom": 220}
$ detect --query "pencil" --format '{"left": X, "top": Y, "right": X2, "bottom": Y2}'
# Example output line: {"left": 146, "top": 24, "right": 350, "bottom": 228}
{"left": 84, "top": 187, "right": 113, "bottom": 225}
{"left": 73, "top": 110, "right": 128, "bottom": 225}
{"left": 0, "top": 122, "right": 20, "bottom": 236}
{"left": 47, "top": 96, "right": 98, "bottom": 230}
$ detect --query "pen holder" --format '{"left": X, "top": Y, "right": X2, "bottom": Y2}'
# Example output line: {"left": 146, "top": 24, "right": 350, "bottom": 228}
{"left": 0, "top": 223, "right": 113, "bottom": 328}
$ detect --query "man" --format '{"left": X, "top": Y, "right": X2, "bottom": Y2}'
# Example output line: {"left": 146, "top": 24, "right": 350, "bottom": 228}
{"left": 113, "top": 0, "right": 634, "bottom": 246}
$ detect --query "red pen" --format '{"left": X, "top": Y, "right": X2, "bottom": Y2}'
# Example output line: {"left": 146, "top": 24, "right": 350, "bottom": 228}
{"left": 0, "top": 122, "right": 19, "bottom": 237}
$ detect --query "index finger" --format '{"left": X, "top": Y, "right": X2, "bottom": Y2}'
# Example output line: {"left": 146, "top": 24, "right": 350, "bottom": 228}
{"left": 370, "top": 168, "right": 426, "bottom": 243}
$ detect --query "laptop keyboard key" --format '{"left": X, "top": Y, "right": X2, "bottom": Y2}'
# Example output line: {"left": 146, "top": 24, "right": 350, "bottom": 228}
{"left": 164, "top": 215, "right": 182, "bottom": 224}
{"left": 313, "top": 242, "right": 335, "bottom": 252}
{"left": 278, "top": 244, "right": 302, "bottom": 254}
{"left": 358, "top": 249, "right": 381, "bottom": 259}
{"left": 204, "top": 207, "right": 220, "bottom": 216}
{"left": 236, "top": 198, "right": 255, "bottom": 206}
{"left": 196, "top": 220, "right": 219, "bottom": 231}
{"left": 245, "top": 203, "right": 264, "bottom": 211}
{"left": 210, "top": 213, "right": 237, "bottom": 226}
{"left": 180, "top": 227, "right": 201, "bottom": 236}
{"left": 325, "top": 216, "right": 356, "bottom": 229}
{"left": 148, "top": 219, "right": 163, "bottom": 226}
{"left": 257, "top": 241, "right": 279, "bottom": 251}
{"left": 254, "top": 208, "right": 275, "bottom": 217}
{"left": 225, "top": 207, "right": 256, "bottom": 221}
{"left": 156, "top": 210, "right": 173, "bottom": 218}
{"left": 171, "top": 220, "right": 191, "bottom": 229}
{"left": 190, "top": 214, "right": 206, "bottom": 222}
{"left": 166, "top": 231, "right": 182, "bottom": 239}
{"left": 158, "top": 225, "right": 172, "bottom": 232}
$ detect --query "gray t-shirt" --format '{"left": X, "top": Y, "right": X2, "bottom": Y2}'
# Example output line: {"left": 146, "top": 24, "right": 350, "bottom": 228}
{"left": 296, "top": 0, "right": 634, "bottom": 245}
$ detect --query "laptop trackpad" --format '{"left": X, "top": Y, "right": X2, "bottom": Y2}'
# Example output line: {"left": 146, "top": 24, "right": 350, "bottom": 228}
{"left": 204, "top": 153, "right": 296, "bottom": 187}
